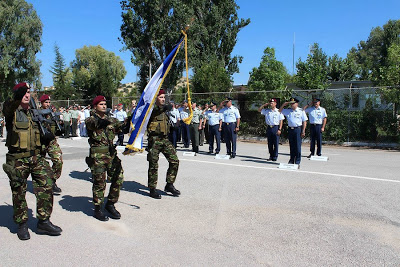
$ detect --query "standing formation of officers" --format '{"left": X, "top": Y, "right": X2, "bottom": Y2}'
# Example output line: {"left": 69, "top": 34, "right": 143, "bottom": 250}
{"left": 2, "top": 81, "right": 328, "bottom": 241}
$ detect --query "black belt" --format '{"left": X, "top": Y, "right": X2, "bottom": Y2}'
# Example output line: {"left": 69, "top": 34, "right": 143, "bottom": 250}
{"left": 268, "top": 125, "right": 278, "bottom": 128}
{"left": 223, "top": 122, "right": 235, "bottom": 125}
{"left": 210, "top": 124, "right": 220, "bottom": 127}
{"left": 289, "top": 126, "right": 300, "bottom": 130}
{"left": 190, "top": 122, "right": 199, "bottom": 125}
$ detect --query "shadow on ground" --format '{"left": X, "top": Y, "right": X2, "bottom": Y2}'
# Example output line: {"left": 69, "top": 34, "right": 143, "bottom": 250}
{"left": 0, "top": 203, "right": 34, "bottom": 234}
{"left": 69, "top": 171, "right": 92, "bottom": 182}
{"left": 59, "top": 195, "right": 93, "bottom": 217}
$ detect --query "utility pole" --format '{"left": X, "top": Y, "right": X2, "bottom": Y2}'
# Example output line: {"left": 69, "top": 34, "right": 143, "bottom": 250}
{"left": 293, "top": 32, "right": 295, "bottom": 75}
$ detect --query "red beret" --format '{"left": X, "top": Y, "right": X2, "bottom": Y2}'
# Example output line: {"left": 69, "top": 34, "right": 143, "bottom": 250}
{"left": 118, "top": 103, "right": 123, "bottom": 106}
{"left": 13, "top": 82, "right": 30, "bottom": 92}
{"left": 158, "top": 89, "right": 165, "bottom": 96}
{"left": 39, "top": 94, "right": 50, "bottom": 102}
{"left": 92, "top": 95, "right": 106, "bottom": 106}
{"left": 270, "top": 98, "right": 277, "bottom": 103}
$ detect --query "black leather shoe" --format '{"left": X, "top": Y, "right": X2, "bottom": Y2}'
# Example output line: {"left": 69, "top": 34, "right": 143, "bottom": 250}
{"left": 288, "top": 161, "right": 294, "bottom": 164}
{"left": 94, "top": 206, "right": 109, "bottom": 221}
{"left": 37, "top": 219, "right": 62, "bottom": 235}
{"left": 230, "top": 154, "right": 236, "bottom": 159}
{"left": 105, "top": 202, "right": 121, "bottom": 219}
{"left": 17, "top": 222, "right": 30, "bottom": 240}
{"left": 52, "top": 183, "right": 62, "bottom": 195}
{"left": 149, "top": 188, "right": 161, "bottom": 199}
{"left": 307, "top": 154, "right": 313, "bottom": 159}
{"left": 164, "top": 183, "right": 180, "bottom": 196}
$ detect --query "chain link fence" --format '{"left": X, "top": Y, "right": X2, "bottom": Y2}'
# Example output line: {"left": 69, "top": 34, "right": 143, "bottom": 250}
{"left": 112, "top": 87, "right": 399, "bottom": 143}
{"left": 35, "top": 87, "right": 399, "bottom": 143}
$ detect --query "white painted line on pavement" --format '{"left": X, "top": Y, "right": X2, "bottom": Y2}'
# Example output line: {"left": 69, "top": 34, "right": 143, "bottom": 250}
{"left": 176, "top": 157, "right": 400, "bottom": 184}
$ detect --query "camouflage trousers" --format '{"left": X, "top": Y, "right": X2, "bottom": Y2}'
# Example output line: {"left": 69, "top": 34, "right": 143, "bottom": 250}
{"left": 42, "top": 138, "right": 63, "bottom": 180}
{"left": 3, "top": 153, "right": 53, "bottom": 224}
{"left": 90, "top": 152, "right": 124, "bottom": 206}
{"left": 147, "top": 135, "right": 179, "bottom": 189}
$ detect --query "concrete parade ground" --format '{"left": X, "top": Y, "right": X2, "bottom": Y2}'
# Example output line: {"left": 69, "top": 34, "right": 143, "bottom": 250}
{"left": 0, "top": 136, "right": 399, "bottom": 266}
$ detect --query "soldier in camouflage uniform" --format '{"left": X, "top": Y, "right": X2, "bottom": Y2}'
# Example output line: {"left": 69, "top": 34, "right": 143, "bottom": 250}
{"left": 85, "top": 95, "right": 125, "bottom": 221}
{"left": 2, "top": 83, "right": 62, "bottom": 240}
{"left": 147, "top": 89, "right": 180, "bottom": 199}
{"left": 39, "top": 94, "right": 63, "bottom": 194}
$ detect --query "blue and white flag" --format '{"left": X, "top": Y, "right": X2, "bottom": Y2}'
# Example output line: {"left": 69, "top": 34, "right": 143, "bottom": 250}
{"left": 124, "top": 38, "right": 184, "bottom": 154}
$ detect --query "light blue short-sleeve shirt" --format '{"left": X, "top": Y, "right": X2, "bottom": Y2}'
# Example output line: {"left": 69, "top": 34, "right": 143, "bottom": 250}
{"left": 206, "top": 111, "right": 223, "bottom": 126}
{"left": 261, "top": 108, "right": 284, "bottom": 126}
{"left": 179, "top": 107, "right": 189, "bottom": 120}
{"left": 169, "top": 108, "right": 180, "bottom": 124}
{"left": 113, "top": 110, "right": 127, "bottom": 122}
{"left": 220, "top": 106, "right": 240, "bottom": 123}
{"left": 305, "top": 106, "right": 327, "bottom": 124}
{"left": 282, "top": 108, "right": 308, "bottom": 127}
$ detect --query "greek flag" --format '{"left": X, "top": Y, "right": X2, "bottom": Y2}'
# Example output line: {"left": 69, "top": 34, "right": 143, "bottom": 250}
{"left": 124, "top": 38, "right": 184, "bottom": 155}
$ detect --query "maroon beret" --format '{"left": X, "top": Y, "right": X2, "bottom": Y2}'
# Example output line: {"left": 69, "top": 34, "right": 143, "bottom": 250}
{"left": 158, "top": 89, "right": 165, "bottom": 96}
{"left": 13, "top": 82, "right": 30, "bottom": 92}
{"left": 92, "top": 95, "right": 106, "bottom": 106}
{"left": 39, "top": 94, "right": 50, "bottom": 102}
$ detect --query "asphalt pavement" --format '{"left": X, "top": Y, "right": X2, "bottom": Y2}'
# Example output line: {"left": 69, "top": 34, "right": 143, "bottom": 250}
{"left": 0, "top": 136, "right": 399, "bottom": 266}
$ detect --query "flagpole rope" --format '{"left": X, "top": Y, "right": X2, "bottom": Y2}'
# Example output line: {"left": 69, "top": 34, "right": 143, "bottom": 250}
{"left": 181, "top": 30, "right": 193, "bottom": 125}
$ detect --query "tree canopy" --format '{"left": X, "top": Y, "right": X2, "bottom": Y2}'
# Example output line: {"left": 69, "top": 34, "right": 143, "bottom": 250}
{"left": 50, "top": 44, "right": 75, "bottom": 99}
{"left": 71, "top": 45, "right": 127, "bottom": 99}
{"left": 0, "top": 0, "right": 42, "bottom": 101}
{"left": 120, "top": 0, "right": 249, "bottom": 92}
{"left": 295, "top": 43, "right": 330, "bottom": 90}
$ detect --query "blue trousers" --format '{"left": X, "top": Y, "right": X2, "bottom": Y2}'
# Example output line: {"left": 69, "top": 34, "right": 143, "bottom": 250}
{"left": 310, "top": 124, "right": 322, "bottom": 156}
{"left": 288, "top": 127, "right": 302, "bottom": 164}
{"left": 266, "top": 125, "right": 279, "bottom": 160}
{"left": 168, "top": 126, "right": 179, "bottom": 148}
{"left": 223, "top": 123, "right": 237, "bottom": 155}
{"left": 180, "top": 123, "right": 190, "bottom": 148}
{"left": 208, "top": 124, "right": 221, "bottom": 153}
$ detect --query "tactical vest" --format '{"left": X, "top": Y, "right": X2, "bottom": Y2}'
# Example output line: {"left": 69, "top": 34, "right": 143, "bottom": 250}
{"left": 148, "top": 110, "right": 169, "bottom": 135}
{"left": 6, "top": 109, "right": 41, "bottom": 152}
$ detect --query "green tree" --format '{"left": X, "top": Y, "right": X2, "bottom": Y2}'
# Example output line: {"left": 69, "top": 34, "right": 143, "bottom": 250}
{"left": 0, "top": 0, "right": 42, "bottom": 101}
{"left": 295, "top": 43, "right": 330, "bottom": 90}
{"left": 120, "top": 0, "right": 249, "bottom": 92}
{"left": 71, "top": 45, "right": 127, "bottom": 99}
{"left": 353, "top": 19, "right": 400, "bottom": 81}
{"left": 247, "top": 47, "right": 290, "bottom": 103}
{"left": 377, "top": 42, "right": 400, "bottom": 114}
{"left": 327, "top": 53, "right": 359, "bottom": 81}
{"left": 50, "top": 44, "right": 75, "bottom": 99}
{"left": 191, "top": 57, "right": 232, "bottom": 93}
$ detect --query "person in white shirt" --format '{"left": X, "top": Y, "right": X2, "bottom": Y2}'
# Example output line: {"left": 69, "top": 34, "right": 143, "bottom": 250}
{"left": 258, "top": 98, "right": 284, "bottom": 161}
{"left": 219, "top": 97, "right": 241, "bottom": 158}
{"left": 168, "top": 101, "right": 180, "bottom": 148}
{"left": 303, "top": 98, "right": 327, "bottom": 157}
{"left": 79, "top": 107, "right": 86, "bottom": 137}
{"left": 279, "top": 98, "right": 308, "bottom": 165}
{"left": 113, "top": 104, "right": 127, "bottom": 146}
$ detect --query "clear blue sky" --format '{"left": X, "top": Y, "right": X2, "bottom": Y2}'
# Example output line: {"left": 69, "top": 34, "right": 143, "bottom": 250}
{"left": 27, "top": 0, "right": 400, "bottom": 88}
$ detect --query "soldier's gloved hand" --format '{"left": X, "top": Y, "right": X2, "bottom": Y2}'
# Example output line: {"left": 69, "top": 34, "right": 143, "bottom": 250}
{"left": 13, "top": 86, "right": 28, "bottom": 101}
{"left": 41, "top": 132, "right": 55, "bottom": 146}
{"left": 98, "top": 118, "right": 111, "bottom": 129}
{"left": 163, "top": 104, "right": 173, "bottom": 112}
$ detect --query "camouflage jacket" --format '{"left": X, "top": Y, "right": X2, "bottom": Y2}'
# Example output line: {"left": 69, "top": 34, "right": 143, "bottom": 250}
{"left": 86, "top": 111, "right": 123, "bottom": 148}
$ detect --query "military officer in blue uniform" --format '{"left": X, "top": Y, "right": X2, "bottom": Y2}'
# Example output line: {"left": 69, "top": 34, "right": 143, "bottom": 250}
{"left": 258, "top": 98, "right": 284, "bottom": 161}
{"left": 205, "top": 101, "right": 223, "bottom": 154}
{"left": 279, "top": 98, "right": 308, "bottom": 165}
{"left": 219, "top": 97, "right": 241, "bottom": 158}
{"left": 303, "top": 98, "right": 327, "bottom": 157}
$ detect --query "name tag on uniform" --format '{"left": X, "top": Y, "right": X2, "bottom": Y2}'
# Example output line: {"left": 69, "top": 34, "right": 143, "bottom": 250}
{"left": 183, "top": 152, "right": 196, "bottom": 157}
{"left": 310, "top": 156, "right": 328, "bottom": 161}
{"left": 215, "top": 154, "right": 230, "bottom": 160}
{"left": 279, "top": 163, "right": 299, "bottom": 170}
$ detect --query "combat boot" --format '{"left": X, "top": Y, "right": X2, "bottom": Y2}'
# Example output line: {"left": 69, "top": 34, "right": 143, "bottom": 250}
{"left": 105, "top": 201, "right": 121, "bottom": 219}
{"left": 149, "top": 188, "right": 161, "bottom": 199}
{"left": 53, "top": 183, "right": 62, "bottom": 195}
{"left": 164, "top": 183, "right": 181, "bottom": 196}
{"left": 94, "top": 206, "right": 109, "bottom": 221}
{"left": 37, "top": 219, "right": 62, "bottom": 236}
{"left": 17, "top": 222, "right": 30, "bottom": 241}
